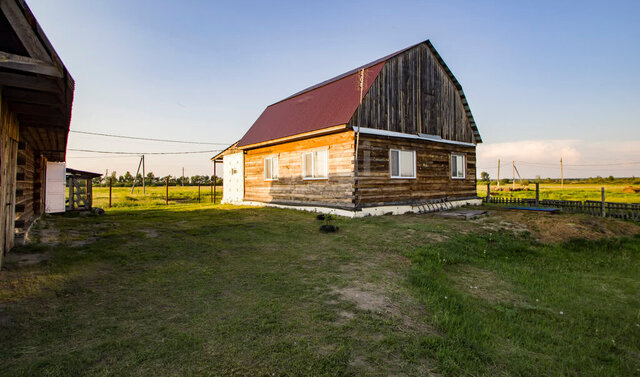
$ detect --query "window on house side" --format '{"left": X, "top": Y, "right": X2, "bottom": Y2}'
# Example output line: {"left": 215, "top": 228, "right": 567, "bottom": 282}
{"left": 390, "top": 149, "right": 416, "bottom": 179}
{"left": 302, "top": 150, "right": 328, "bottom": 179}
{"left": 264, "top": 156, "right": 278, "bottom": 181}
{"left": 451, "top": 154, "right": 465, "bottom": 179}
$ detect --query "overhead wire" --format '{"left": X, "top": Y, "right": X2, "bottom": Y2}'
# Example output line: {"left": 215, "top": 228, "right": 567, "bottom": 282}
{"left": 70, "top": 130, "right": 232, "bottom": 146}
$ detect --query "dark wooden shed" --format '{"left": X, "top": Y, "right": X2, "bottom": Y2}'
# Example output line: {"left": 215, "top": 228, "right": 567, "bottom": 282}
{"left": 66, "top": 168, "right": 101, "bottom": 212}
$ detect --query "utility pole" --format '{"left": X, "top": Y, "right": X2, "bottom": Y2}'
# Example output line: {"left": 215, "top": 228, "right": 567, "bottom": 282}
{"left": 131, "top": 155, "right": 143, "bottom": 194}
{"left": 213, "top": 161, "right": 217, "bottom": 204}
{"left": 182, "top": 167, "right": 185, "bottom": 187}
{"left": 142, "top": 155, "right": 146, "bottom": 194}
{"left": 497, "top": 159, "right": 501, "bottom": 189}
{"left": 512, "top": 160, "right": 515, "bottom": 190}
{"left": 560, "top": 157, "right": 564, "bottom": 189}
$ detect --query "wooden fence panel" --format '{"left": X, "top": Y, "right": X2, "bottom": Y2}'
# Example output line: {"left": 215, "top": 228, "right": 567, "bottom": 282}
{"left": 486, "top": 197, "right": 640, "bottom": 221}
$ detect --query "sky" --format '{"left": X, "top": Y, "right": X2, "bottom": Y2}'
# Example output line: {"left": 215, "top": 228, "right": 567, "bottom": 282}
{"left": 27, "top": 0, "right": 640, "bottom": 179}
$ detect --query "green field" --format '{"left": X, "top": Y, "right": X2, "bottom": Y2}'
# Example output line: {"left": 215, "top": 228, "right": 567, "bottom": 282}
{"left": 477, "top": 183, "right": 640, "bottom": 203}
{"left": 1, "top": 198, "right": 639, "bottom": 375}
{"left": 92, "top": 186, "right": 223, "bottom": 208}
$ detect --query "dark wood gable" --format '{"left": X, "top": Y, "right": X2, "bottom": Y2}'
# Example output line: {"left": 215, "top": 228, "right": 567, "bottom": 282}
{"left": 348, "top": 42, "right": 480, "bottom": 144}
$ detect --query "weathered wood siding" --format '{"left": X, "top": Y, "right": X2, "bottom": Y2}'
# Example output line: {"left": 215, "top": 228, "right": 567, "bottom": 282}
{"left": 15, "top": 135, "right": 45, "bottom": 238}
{"left": 244, "top": 131, "right": 355, "bottom": 207}
{"left": 355, "top": 135, "right": 477, "bottom": 206}
{"left": 0, "top": 94, "right": 19, "bottom": 262}
{"left": 349, "top": 43, "right": 474, "bottom": 143}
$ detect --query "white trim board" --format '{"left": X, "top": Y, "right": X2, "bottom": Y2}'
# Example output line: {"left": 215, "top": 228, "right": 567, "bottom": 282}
{"left": 357, "top": 127, "right": 476, "bottom": 147}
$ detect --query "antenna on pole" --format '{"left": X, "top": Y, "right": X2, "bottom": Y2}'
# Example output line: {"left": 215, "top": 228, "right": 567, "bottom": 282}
{"left": 354, "top": 68, "right": 365, "bottom": 208}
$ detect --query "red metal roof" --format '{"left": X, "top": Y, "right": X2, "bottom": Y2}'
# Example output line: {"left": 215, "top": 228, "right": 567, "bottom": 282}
{"left": 237, "top": 61, "right": 385, "bottom": 147}
{"left": 237, "top": 40, "right": 481, "bottom": 147}
{"left": 236, "top": 42, "right": 425, "bottom": 148}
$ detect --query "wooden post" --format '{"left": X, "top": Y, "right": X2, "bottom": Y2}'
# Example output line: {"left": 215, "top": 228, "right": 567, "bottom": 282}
{"left": 142, "top": 155, "right": 145, "bottom": 195}
{"left": 109, "top": 177, "right": 112, "bottom": 208}
{"left": 68, "top": 177, "right": 74, "bottom": 211}
{"left": 213, "top": 161, "right": 217, "bottom": 204}
{"left": 560, "top": 157, "right": 564, "bottom": 189}
{"left": 601, "top": 187, "right": 606, "bottom": 217}
{"left": 512, "top": 161, "right": 515, "bottom": 191}
{"left": 165, "top": 177, "right": 169, "bottom": 205}
{"left": 535, "top": 182, "right": 540, "bottom": 206}
{"left": 198, "top": 184, "right": 201, "bottom": 203}
{"left": 497, "top": 159, "right": 500, "bottom": 188}
{"left": 486, "top": 182, "right": 490, "bottom": 201}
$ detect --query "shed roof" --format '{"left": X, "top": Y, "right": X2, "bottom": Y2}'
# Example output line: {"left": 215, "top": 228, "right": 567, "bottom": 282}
{"left": 66, "top": 168, "right": 102, "bottom": 178}
{"left": 237, "top": 40, "right": 480, "bottom": 148}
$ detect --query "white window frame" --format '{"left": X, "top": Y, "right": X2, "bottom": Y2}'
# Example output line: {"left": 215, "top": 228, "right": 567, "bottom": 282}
{"left": 389, "top": 149, "right": 416, "bottom": 179}
{"left": 302, "top": 150, "right": 329, "bottom": 180}
{"left": 264, "top": 155, "right": 278, "bottom": 181}
{"left": 451, "top": 153, "right": 466, "bottom": 179}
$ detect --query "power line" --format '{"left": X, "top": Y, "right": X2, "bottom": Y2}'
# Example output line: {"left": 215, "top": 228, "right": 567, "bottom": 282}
{"left": 70, "top": 130, "right": 232, "bottom": 145}
{"left": 68, "top": 148, "right": 222, "bottom": 155}
{"left": 516, "top": 160, "right": 640, "bottom": 167}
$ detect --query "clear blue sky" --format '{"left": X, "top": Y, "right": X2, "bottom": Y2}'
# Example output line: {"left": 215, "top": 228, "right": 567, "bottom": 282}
{"left": 29, "top": 0, "right": 640, "bottom": 178}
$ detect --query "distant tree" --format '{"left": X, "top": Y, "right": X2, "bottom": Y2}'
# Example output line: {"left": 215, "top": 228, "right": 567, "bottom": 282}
{"left": 500, "top": 178, "right": 510, "bottom": 186}
{"left": 92, "top": 176, "right": 102, "bottom": 185}
{"left": 123, "top": 171, "right": 133, "bottom": 183}
{"left": 608, "top": 175, "right": 615, "bottom": 182}
{"left": 146, "top": 172, "right": 155, "bottom": 185}
{"left": 480, "top": 171, "right": 490, "bottom": 182}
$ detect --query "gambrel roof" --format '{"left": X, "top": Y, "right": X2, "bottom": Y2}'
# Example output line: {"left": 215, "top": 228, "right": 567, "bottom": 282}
{"left": 237, "top": 40, "right": 480, "bottom": 148}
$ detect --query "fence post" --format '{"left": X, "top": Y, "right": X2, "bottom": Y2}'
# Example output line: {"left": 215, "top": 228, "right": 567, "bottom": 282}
{"left": 601, "top": 187, "right": 606, "bottom": 217}
{"left": 535, "top": 182, "right": 539, "bottom": 206}
{"left": 165, "top": 178, "right": 169, "bottom": 205}
{"left": 109, "top": 177, "right": 112, "bottom": 208}
{"left": 486, "top": 182, "right": 490, "bottom": 202}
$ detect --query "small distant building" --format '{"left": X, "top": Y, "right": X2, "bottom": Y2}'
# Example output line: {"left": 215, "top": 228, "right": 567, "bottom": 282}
{"left": 213, "top": 40, "right": 482, "bottom": 217}
{"left": 65, "top": 168, "right": 102, "bottom": 212}
{"left": 0, "top": 0, "right": 74, "bottom": 267}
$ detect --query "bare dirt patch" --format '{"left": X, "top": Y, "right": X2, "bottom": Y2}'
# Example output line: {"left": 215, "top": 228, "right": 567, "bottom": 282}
{"left": 448, "top": 264, "right": 522, "bottom": 304}
{"left": 141, "top": 229, "right": 159, "bottom": 238}
{"left": 333, "top": 285, "right": 395, "bottom": 314}
{"left": 4, "top": 252, "right": 51, "bottom": 266}
{"left": 477, "top": 209, "right": 640, "bottom": 243}
{"left": 29, "top": 226, "right": 61, "bottom": 245}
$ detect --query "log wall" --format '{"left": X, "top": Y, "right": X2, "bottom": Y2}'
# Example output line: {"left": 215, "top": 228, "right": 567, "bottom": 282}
{"left": 355, "top": 134, "right": 477, "bottom": 206}
{"left": 348, "top": 43, "right": 475, "bottom": 143}
{"left": 244, "top": 131, "right": 355, "bottom": 207}
{"left": 0, "top": 93, "right": 19, "bottom": 263}
{"left": 15, "top": 134, "right": 45, "bottom": 239}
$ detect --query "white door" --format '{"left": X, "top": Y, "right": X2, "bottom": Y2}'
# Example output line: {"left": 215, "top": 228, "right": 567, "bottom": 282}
{"left": 222, "top": 152, "right": 244, "bottom": 204}
{"left": 45, "top": 162, "right": 66, "bottom": 213}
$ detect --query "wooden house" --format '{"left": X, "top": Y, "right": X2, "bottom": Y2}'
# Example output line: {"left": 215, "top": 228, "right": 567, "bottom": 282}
{"left": 0, "top": 0, "right": 74, "bottom": 267}
{"left": 215, "top": 40, "right": 482, "bottom": 217}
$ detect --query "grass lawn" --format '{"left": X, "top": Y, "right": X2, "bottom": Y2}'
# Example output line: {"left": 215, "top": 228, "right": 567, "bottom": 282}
{"left": 477, "top": 183, "right": 640, "bottom": 203}
{"left": 1, "top": 203, "right": 639, "bottom": 376}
